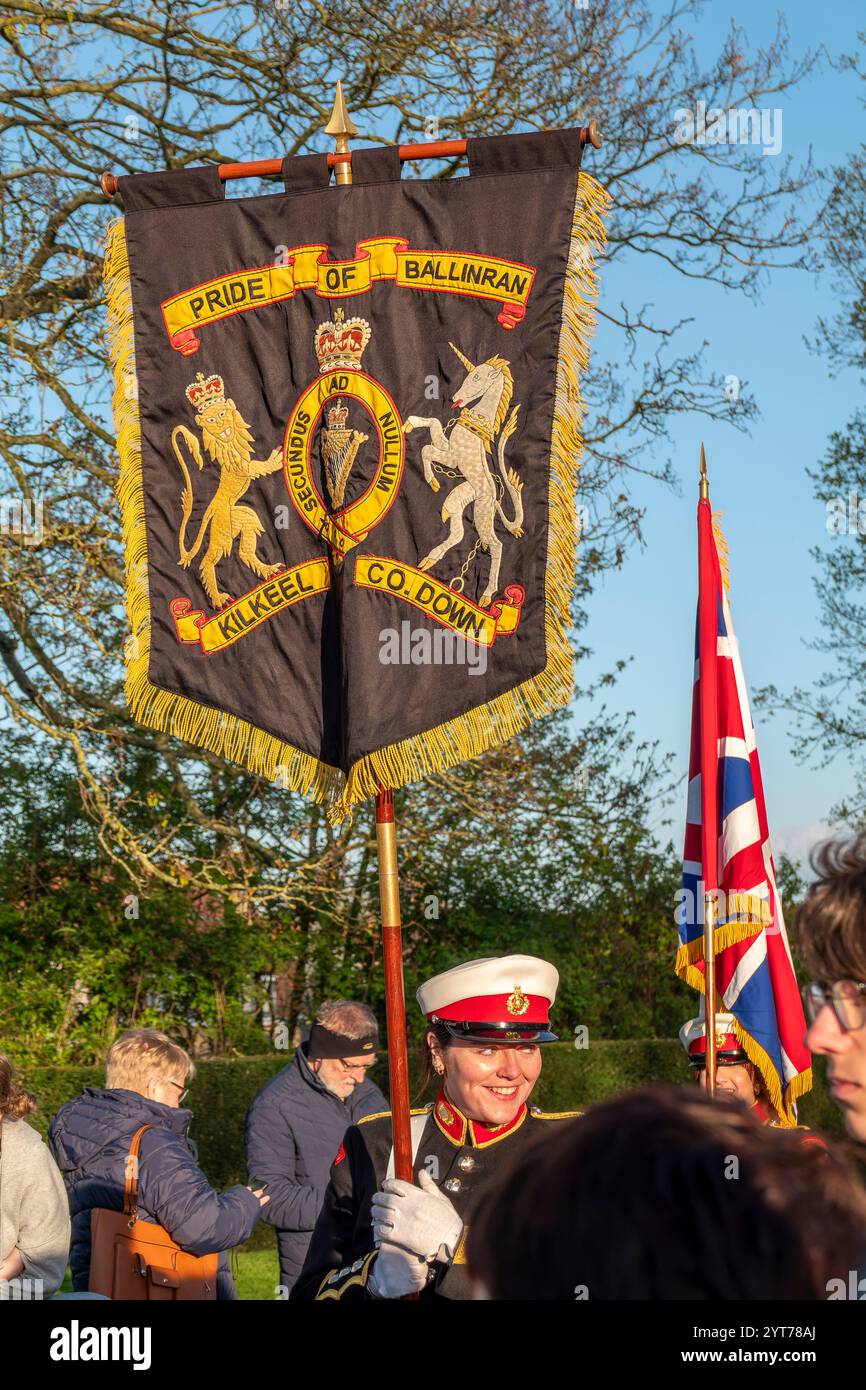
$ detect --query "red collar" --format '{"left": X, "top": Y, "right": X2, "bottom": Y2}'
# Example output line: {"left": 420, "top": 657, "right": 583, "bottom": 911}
{"left": 432, "top": 1089, "right": 527, "bottom": 1148}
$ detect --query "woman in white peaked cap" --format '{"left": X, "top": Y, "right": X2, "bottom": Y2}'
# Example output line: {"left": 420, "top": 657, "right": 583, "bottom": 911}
{"left": 291, "top": 953, "right": 582, "bottom": 1301}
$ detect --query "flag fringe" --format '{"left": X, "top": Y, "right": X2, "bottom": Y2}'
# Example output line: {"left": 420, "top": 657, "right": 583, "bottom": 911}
{"left": 711, "top": 511, "right": 730, "bottom": 591}
{"left": 104, "top": 173, "right": 610, "bottom": 824}
{"left": 103, "top": 218, "right": 341, "bottom": 806}
{"left": 330, "top": 172, "right": 610, "bottom": 821}
{"left": 674, "top": 920, "right": 760, "bottom": 985}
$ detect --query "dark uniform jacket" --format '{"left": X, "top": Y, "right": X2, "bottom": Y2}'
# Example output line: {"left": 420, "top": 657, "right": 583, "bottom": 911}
{"left": 244, "top": 1044, "right": 386, "bottom": 1292}
{"left": 291, "top": 1091, "right": 580, "bottom": 1300}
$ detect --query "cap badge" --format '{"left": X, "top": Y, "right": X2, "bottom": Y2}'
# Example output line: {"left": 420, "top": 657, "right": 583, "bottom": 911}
{"left": 715, "top": 1026, "right": 730, "bottom": 1049}
{"left": 506, "top": 985, "right": 530, "bottom": 1017}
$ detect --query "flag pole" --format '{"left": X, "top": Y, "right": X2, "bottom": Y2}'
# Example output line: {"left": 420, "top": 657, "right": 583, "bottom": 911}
{"left": 323, "top": 84, "right": 415, "bottom": 1183}
{"left": 698, "top": 443, "right": 718, "bottom": 1096}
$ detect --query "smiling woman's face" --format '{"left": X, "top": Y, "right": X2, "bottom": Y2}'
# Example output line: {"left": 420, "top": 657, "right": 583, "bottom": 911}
{"left": 429, "top": 1033, "right": 542, "bottom": 1127}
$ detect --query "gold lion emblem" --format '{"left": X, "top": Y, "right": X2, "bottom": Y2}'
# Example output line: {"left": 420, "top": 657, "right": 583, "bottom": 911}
{"left": 172, "top": 372, "right": 284, "bottom": 610}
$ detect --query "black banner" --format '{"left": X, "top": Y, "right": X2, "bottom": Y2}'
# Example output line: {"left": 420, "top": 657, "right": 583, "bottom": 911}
{"left": 106, "top": 132, "right": 609, "bottom": 820}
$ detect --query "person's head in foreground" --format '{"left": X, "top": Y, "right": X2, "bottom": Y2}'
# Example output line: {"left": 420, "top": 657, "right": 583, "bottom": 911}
{"left": 418, "top": 954, "right": 560, "bottom": 1129}
{"left": 306, "top": 999, "right": 379, "bottom": 1101}
{"left": 467, "top": 1084, "right": 866, "bottom": 1300}
{"left": 105, "top": 1028, "right": 195, "bottom": 1109}
{"left": 680, "top": 1011, "right": 773, "bottom": 1116}
{"left": 800, "top": 835, "right": 866, "bottom": 1143}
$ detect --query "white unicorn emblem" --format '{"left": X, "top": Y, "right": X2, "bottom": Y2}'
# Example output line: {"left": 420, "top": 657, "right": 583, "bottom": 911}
{"left": 402, "top": 343, "right": 524, "bottom": 608}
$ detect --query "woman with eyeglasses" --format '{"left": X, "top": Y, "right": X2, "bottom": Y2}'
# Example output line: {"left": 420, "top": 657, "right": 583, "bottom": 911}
{"left": 49, "top": 1028, "right": 268, "bottom": 1298}
{"left": 799, "top": 836, "right": 866, "bottom": 1145}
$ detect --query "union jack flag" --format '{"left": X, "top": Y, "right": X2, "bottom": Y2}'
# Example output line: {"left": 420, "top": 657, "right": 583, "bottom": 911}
{"left": 676, "top": 487, "right": 812, "bottom": 1124}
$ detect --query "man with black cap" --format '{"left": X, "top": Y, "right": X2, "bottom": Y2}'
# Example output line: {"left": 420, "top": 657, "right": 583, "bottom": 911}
{"left": 291, "top": 953, "right": 581, "bottom": 1301}
{"left": 245, "top": 999, "right": 386, "bottom": 1295}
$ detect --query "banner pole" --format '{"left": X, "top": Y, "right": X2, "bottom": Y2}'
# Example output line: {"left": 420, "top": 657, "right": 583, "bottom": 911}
{"left": 375, "top": 789, "right": 414, "bottom": 1182}
{"left": 322, "top": 82, "right": 415, "bottom": 1181}
{"left": 698, "top": 443, "right": 717, "bottom": 1096}
{"left": 98, "top": 120, "right": 602, "bottom": 197}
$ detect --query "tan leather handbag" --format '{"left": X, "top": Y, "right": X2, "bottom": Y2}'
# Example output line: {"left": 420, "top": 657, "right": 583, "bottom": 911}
{"left": 89, "top": 1124, "right": 218, "bottom": 1300}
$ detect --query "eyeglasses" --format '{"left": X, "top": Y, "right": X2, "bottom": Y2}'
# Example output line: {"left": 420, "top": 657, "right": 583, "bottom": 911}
{"left": 336, "top": 1058, "right": 376, "bottom": 1075}
{"left": 802, "top": 981, "right": 866, "bottom": 1033}
{"left": 167, "top": 1079, "right": 189, "bottom": 1102}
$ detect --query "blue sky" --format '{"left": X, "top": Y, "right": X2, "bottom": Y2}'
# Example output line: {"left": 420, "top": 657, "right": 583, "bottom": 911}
{"left": 581, "top": 0, "right": 864, "bottom": 869}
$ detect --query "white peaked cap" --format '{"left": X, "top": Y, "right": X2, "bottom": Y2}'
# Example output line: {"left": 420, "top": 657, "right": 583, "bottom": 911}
{"left": 416, "top": 954, "right": 559, "bottom": 1023}
{"left": 679, "top": 1011, "right": 739, "bottom": 1051}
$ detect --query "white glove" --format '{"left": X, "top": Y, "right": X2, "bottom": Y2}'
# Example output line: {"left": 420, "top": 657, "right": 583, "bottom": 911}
{"left": 368, "top": 1242, "right": 429, "bottom": 1299}
{"left": 370, "top": 1169, "right": 464, "bottom": 1263}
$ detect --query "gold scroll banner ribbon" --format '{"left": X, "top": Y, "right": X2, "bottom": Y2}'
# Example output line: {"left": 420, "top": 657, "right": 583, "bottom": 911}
{"left": 354, "top": 555, "right": 525, "bottom": 648}
{"left": 162, "top": 238, "right": 536, "bottom": 353}
{"left": 170, "top": 557, "right": 330, "bottom": 654}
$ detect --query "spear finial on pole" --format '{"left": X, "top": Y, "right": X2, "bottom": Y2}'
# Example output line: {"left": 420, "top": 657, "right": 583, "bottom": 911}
{"left": 324, "top": 80, "right": 358, "bottom": 186}
{"left": 699, "top": 441, "right": 709, "bottom": 501}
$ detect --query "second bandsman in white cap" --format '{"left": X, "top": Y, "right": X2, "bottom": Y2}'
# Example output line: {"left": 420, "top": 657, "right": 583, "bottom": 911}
{"left": 291, "top": 953, "right": 581, "bottom": 1301}
{"left": 680, "top": 1012, "right": 777, "bottom": 1122}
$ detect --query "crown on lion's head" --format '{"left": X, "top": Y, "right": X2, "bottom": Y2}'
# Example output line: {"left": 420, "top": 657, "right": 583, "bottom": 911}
{"left": 315, "top": 307, "right": 370, "bottom": 374}
{"left": 185, "top": 372, "right": 225, "bottom": 409}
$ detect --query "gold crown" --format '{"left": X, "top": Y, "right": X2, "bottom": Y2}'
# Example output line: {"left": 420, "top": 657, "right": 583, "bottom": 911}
{"left": 185, "top": 372, "right": 225, "bottom": 409}
{"left": 327, "top": 398, "right": 349, "bottom": 430}
{"left": 315, "top": 307, "right": 370, "bottom": 373}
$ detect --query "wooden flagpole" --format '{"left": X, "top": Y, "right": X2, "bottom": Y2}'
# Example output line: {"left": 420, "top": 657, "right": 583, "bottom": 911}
{"left": 323, "top": 83, "right": 415, "bottom": 1182}
{"left": 698, "top": 443, "right": 717, "bottom": 1096}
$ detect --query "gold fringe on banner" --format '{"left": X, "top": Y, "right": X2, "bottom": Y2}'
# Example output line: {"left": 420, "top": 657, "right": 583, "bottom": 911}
{"left": 330, "top": 172, "right": 611, "bottom": 821}
{"left": 103, "top": 218, "right": 341, "bottom": 806}
{"left": 104, "top": 171, "right": 610, "bottom": 824}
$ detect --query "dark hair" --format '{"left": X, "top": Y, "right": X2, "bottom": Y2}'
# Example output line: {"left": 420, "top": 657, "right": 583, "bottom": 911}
{"left": 0, "top": 1053, "right": 37, "bottom": 1121}
{"left": 414, "top": 1021, "right": 452, "bottom": 1100}
{"left": 797, "top": 835, "right": 866, "bottom": 984}
{"left": 467, "top": 1084, "right": 866, "bottom": 1300}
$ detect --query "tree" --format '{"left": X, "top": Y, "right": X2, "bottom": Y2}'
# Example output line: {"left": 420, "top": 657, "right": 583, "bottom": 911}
{"left": 758, "top": 35, "right": 866, "bottom": 819}
{"left": 0, "top": 2, "right": 820, "bottom": 1049}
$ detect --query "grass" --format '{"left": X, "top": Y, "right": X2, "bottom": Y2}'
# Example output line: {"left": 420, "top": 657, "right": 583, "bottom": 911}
{"left": 233, "top": 1245, "right": 282, "bottom": 1301}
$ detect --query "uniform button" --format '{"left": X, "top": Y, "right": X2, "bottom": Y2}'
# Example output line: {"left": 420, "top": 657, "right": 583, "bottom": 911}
{"left": 443, "top": 1178, "right": 462, "bottom": 1193}
{"left": 457, "top": 1156, "right": 475, "bottom": 1172}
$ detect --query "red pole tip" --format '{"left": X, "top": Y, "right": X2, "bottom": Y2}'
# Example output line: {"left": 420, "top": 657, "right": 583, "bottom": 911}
{"left": 375, "top": 787, "right": 395, "bottom": 822}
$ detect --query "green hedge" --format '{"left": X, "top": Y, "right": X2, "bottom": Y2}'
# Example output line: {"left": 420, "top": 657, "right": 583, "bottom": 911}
{"left": 19, "top": 1043, "right": 845, "bottom": 1190}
